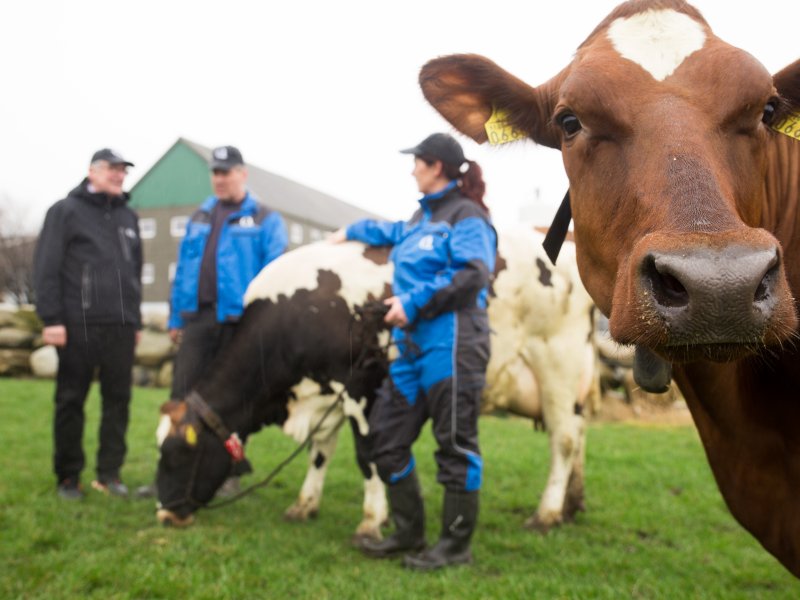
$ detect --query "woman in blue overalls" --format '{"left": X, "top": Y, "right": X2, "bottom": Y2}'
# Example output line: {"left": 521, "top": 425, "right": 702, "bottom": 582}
{"left": 335, "top": 133, "right": 496, "bottom": 570}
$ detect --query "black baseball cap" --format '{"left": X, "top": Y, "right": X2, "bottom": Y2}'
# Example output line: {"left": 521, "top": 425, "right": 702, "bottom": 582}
{"left": 210, "top": 145, "right": 245, "bottom": 171}
{"left": 91, "top": 148, "right": 134, "bottom": 167}
{"left": 400, "top": 133, "right": 465, "bottom": 166}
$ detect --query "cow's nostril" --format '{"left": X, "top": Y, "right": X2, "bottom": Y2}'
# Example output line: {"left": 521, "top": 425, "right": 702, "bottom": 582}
{"left": 657, "top": 272, "right": 688, "bottom": 304}
{"left": 644, "top": 257, "right": 689, "bottom": 308}
{"left": 754, "top": 261, "right": 778, "bottom": 304}
{"left": 754, "top": 280, "right": 768, "bottom": 303}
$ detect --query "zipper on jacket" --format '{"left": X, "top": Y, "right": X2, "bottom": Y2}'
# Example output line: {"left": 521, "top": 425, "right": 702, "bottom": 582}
{"left": 81, "top": 264, "right": 92, "bottom": 310}
{"left": 118, "top": 226, "right": 132, "bottom": 262}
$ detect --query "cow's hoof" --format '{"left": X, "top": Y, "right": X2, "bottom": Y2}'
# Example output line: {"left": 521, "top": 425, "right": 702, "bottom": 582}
{"left": 351, "top": 530, "right": 382, "bottom": 547}
{"left": 283, "top": 503, "right": 319, "bottom": 522}
{"left": 523, "top": 513, "right": 560, "bottom": 534}
{"left": 353, "top": 523, "right": 383, "bottom": 544}
{"left": 156, "top": 509, "right": 195, "bottom": 528}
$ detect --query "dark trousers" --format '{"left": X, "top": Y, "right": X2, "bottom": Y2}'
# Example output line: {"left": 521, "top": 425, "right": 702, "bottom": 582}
{"left": 170, "top": 306, "right": 237, "bottom": 400}
{"left": 368, "top": 310, "right": 489, "bottom": 492}
{"left": 54, "top": 324, "right": 136, "bottom": 482}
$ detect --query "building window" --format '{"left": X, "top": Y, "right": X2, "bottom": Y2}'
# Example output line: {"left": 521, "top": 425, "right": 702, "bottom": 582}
{"left": 139, "top": 218, "right": 156, "bottom": 240}
{"left": 168, "top": 262, "right": 176, "bottom": 283}
{"left": 290, "top": 223, "right": 304, "bottom": 245}
{"left": 309, "top": 227, "right": 322, "bottom": 241}
{"left": 170, "top": 216, "right": 189, "bottom": 238}
{"left": 142, "top": 263, "right": 155, "bottom": 285}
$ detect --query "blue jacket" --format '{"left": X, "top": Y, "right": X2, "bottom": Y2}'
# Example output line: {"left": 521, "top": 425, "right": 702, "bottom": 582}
{"left": 169, "top": 192, "right": 288, "bottom": 328}
{"left": 346, "top": 182, "right": 496, "bottom": 346}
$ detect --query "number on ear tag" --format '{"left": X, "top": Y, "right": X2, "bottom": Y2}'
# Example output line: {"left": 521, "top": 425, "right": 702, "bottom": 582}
{"left": 772, "top": 112, "right": 800, "bottom": 141}
{"left": 485, "top": 106, "right": 525, "bottom": 145}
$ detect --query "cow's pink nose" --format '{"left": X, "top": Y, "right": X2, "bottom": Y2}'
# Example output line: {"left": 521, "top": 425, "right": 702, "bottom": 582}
{"left": 641, "top": 245, "right": 780, "bottom": 344}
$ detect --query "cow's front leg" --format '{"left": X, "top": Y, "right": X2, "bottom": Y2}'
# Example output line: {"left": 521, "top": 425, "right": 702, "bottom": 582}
{"left": 525, "top": 403, "right": 585, "bottom": 532}
{"left": 524, "top": 359, "right": 586, "bottom": 533}
{"left": 353, "top": 465, "right": 388, "bottom": 544}
{"left": 284, "top": 432, "right": 339, "bottom": 522}
{"left": 524, "top": 334, "right": 592, "bottom": 532}
{"left": 561, "top": 419, "right": 587, "bottom": 522}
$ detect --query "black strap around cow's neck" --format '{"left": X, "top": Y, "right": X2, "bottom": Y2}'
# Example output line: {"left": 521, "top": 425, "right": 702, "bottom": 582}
{"left": 542, "top": 190, "right": 572, "bottom": 265}
{"left": 185, "top": 391, "right": 231, "bottom": 442}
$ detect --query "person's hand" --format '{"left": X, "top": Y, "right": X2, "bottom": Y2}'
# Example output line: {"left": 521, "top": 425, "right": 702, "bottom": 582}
{"left": 328, "top": 228, "right": 347, "bottom": 244}
{"left": 169, "top": 328, "right": 182, "bottom": 344}
{"left": 135, "top": 330, "right": 142, "bottom": 346}
{"left": 383, "top": 296, "right": 408, "bottom": 327}
{"left": 43, "top": 325, "right": 67, "bottom": 347}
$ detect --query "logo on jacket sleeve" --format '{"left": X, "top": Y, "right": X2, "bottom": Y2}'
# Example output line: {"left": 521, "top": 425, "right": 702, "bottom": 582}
{"left": 418, "top": 235, "right": 434, "bottom": 251}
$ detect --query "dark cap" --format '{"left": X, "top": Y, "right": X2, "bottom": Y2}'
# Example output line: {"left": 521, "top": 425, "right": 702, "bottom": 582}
{"left": 210, "top": 145, "right": 245, "bottom": 171}
{"left": 91, "top": 148, "right": 134, "bottom": 167}
{"left": 400, "top": 133, "right": 465, "bottom": 166}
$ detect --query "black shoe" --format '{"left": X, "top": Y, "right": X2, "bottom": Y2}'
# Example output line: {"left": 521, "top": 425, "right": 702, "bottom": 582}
{"left": 57, "top": 478, "right": 84, "bottom": 500}
{"left": 360, "top": 533, "right": 427, "bottom": 558}
{"left": 92, "top": 478, "right": 129, "bottom": 497}
{"left": 403, "top": 541, "right": 473, "bottom": 570}
{"left": 404, "top": 489, "right": 479, "bottom": 571}
{"left": 358, "top": 472, "right": 426, "bottom": 559}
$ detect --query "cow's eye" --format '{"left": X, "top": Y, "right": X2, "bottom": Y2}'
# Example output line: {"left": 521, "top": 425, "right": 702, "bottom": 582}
{"left": 557, "top": 112, "right": 582, "bottom": 138}
{"left": 761, "top": 100, "right": 778, "bottom": 125}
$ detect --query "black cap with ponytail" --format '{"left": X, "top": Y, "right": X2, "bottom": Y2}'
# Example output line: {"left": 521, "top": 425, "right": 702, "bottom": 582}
{"left": 411, "top": 131, "right": 489, "bottom": 213}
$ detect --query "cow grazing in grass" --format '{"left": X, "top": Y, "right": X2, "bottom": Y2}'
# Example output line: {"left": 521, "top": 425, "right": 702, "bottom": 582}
{"left": 155, "top": 230, "right": 596, "bottom": 538}
{"left": 418, "top": 0, "right": 800, "bottom": 576}
{"left": 155, "top": 241, "right": 392, "bottom": 537}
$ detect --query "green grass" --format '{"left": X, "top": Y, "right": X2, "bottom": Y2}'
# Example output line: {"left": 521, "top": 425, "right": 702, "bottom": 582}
{"left": 0, "top": 378, "right": 797, "bottom": 599}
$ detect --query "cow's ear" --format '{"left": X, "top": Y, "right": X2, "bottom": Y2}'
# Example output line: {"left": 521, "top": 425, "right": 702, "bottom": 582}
{"left": 419, "top": 53, "right": 563, "bottom": 149}
{"left": 774, "top": 59, "right": 800, "bottom": 112}
{"left": 159, "top": 400, "right": 187, "bottom": 424}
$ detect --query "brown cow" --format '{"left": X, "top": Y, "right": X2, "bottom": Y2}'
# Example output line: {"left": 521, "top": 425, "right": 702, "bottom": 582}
{"left": 418, "top": 0, "right": 800, "bottom": 578}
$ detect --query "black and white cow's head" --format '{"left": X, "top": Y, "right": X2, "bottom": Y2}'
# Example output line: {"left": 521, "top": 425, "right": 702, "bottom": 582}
{"left": 155, "top": 400, "right": 233, "bottom": 526}
{"left": 155, "top": 241, "right": 393, "bottom": 526}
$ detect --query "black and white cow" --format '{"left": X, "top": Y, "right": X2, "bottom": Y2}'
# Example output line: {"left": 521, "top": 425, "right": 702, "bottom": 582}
{"left": 156, "top": 227, "right": 596, "bottom": 537}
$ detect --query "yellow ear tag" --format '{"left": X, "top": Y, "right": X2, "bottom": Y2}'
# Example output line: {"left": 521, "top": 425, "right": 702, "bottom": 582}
{"left": 485, "top": 106, "right": 525, "bottom": 145}
{"left": 772, "top": 111, "right": 800, "bottom": 141}
{"left": 185, "top": 425, "right": 197, "bottom": 446}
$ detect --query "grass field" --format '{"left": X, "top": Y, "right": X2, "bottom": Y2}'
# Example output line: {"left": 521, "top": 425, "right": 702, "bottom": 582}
{"left": 1, "top": 378, "right": 797, "bottom": 599}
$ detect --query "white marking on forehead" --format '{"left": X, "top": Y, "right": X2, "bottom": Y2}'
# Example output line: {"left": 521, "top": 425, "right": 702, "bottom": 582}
{"left": 244, "top": 241, "right": 392, "bottom": 310}
{"left": 607, "top": 9, "right": 706, "bottom": 81}
{"left": 156, "top": 414, "right": 172, "bottom": 448}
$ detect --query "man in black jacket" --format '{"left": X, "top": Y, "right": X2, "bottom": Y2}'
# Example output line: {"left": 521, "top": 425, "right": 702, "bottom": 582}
{"left": 34, "top": 148, "right": 142, "bottom": 500}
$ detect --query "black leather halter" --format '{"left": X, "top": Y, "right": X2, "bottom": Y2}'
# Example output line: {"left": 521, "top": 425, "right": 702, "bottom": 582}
{"left": 185, "top": 391, "right": 244, "bottom": 462}
{"left": 542, "top": 190, "right": 572, "bottom": 265}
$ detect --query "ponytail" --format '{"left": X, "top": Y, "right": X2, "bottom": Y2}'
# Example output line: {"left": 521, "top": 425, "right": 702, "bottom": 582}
{"left": 442, "top": 160, "right": 489, "bottom": 213}
{"left": 460, "top": 160, "right": 488, "bottom": 213}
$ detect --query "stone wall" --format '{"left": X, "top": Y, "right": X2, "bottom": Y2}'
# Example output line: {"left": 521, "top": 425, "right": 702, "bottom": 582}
{"left": 0, "top": 307, "right": 176, "bottom": 388}
{"left": 3, "top": 306, "right": 683, "bottom": 408}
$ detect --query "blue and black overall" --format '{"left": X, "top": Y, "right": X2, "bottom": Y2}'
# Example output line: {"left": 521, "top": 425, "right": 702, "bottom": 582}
{"left": 347, "top": 180, "right": 496, "bottom": 493}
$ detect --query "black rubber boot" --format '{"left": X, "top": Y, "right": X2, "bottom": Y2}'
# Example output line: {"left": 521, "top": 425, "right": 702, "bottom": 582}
{"left": 359, "top": 472, "right": 426, "bottom": 558}
{"left": 404, "top": 489, "right": 478, "bottom": 570}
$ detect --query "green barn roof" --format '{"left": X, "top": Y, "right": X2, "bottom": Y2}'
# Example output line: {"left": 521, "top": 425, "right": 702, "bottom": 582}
{"left": 129, "top": 138, "right": 382, "bottom": 228}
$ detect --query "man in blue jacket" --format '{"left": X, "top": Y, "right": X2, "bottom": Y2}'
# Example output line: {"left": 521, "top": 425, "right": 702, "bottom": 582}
{"left": 165, "top": 145, "right": 287, "bottom": 494}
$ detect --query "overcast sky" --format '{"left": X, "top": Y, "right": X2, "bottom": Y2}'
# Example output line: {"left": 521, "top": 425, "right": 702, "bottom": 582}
{"left": 1, "top": 0, "right": 796, "bottom": 233}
